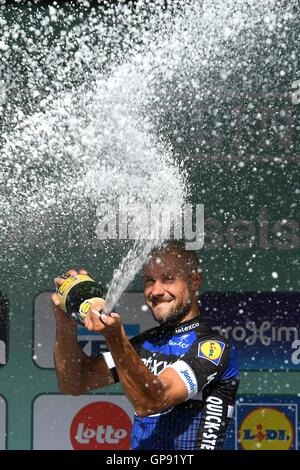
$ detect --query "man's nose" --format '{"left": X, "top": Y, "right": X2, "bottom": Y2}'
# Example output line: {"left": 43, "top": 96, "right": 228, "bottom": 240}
{"left": 150, "top": 279, "right": 165, "bottom": 296}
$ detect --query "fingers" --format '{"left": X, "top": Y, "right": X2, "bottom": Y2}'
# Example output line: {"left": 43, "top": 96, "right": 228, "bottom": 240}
{"left": 84, "top": 302, "right": 105, "bottom": 331}
{"left": 51, "top": 293, "right": 60, "bottom": 306}
{"left": 54, "top": 278, "right": 65, "bottom": 287}
{"left": 90, "top": 300, "right": 105, "bottom": 313}
{"left": 54, "top": 269, "right": 88, "bottom": 287}
{"left": 90, "top": 309, "right": 101, "bottom": 318}
{"left": 66, "top": 269, "right": 88, "bottom": 276}
{"left": 66, "top": 269, "right": 79, "bottom": 277}
{"left": 109, "top": 312, "right": 120, "bottom": 319}
{"left": 98, "top": 312, "right": 120, "bottom": 325}
{"left": 84, "top": 310, "right": 104, "bottom": 332}
{"left": 83, "top": 309, "right": 120, "bottom": 332}
{"left": 89, "top": 297, "right": 105, "bottom": 314}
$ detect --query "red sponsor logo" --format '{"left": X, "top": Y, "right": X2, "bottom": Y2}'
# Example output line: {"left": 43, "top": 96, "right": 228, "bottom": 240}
{"left": 70, "top": 402, "right": 132, "bottom": 450}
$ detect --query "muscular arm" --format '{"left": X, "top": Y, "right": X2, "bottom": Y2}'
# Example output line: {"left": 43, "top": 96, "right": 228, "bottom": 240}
{"left": 54, "top": 318, "right": 115, "bottom": 395}
{"left": 52, "top": 268, "right": 188, "bottom": 410}
{"left": 103, "top": 320, "right": 188, "bottom": 417}
{"left": 52, "top": 270, "right": 116, "bottom": 395}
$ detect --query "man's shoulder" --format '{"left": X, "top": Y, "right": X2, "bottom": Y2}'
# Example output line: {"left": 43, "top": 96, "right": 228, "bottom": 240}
{"left": 186, "top": 323, "right": 233, "bottom": 357}
{"left": 129, "top": 324, "right": 162, "bottom": 347}
{"left": 197, "top": 330, "right": 231, "bottom": 346}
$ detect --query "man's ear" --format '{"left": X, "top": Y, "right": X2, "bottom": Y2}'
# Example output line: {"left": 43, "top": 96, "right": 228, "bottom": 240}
{"left": 192, "top": 272, "right": 202, "bottom": 291}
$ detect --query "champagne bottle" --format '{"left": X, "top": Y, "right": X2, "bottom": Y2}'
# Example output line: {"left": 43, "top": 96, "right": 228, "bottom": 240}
{"left": 57, "top": 274, "right": 105, "bottom": 324}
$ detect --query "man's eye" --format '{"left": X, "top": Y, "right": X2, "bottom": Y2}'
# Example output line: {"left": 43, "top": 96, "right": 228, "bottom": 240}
{"left": 165, "top": 276, "right": 175, "bottom": 281}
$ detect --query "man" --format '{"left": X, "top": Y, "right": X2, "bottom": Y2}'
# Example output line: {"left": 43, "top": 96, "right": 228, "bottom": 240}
{"left": 52, "top": 241, "right": 239, "bottom": 450}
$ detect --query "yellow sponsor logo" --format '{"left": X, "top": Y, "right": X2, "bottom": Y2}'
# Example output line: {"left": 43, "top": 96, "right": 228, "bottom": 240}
{"left": 239, "top": 407, "right": 294, "bottom": 450}
{"left": 58, "top": 276, "right": 77, "bottom": 296}
{"left": 57, "top": 274, "right": 94, "bottom": 312}
{"left": 198, "top": 340, "right": 225, "bottom": 365}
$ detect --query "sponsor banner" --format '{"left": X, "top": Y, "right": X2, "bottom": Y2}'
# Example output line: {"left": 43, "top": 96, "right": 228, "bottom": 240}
{"left": 32, "top": 395, "right": 135, "bottom": 450}
{"left": 0, "top": 292, "right": 8, "bottom": 366}
{"left": 34, "top": 292, "right": 300, "bottom": 370}
{"left": 224, "top": 394, "right": 299, "bottom": 450}
{"left": 32, "top": 393, "right": 299, "bottom": 450}
{"left": 34, "top": 292, "right": 156, "bottom": 368}
{"left": 201, "top": 292, "right": 300, "bottom": 370}
{"left": 0, "top": 396, "right": 7, "bottom": 449}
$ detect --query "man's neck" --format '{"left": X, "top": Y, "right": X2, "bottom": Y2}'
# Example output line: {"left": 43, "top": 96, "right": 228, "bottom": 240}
{"left": 179, "top": 298, "right": 200, "bottom": 323}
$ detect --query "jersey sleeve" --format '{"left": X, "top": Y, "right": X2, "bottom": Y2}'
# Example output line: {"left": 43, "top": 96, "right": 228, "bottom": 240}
{"left": 165, "top": 337, "right": 231, "bottom": 399}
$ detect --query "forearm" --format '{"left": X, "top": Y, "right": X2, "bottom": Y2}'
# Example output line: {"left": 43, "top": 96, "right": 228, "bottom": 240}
{"left": 54, "top": 324, "right": 89, "bottom": 394}
{"left": 52, "top": 272, "right": 116, "bottom": 395}
{"left": 105, "top": 329, "right": 165, "bottom": 415}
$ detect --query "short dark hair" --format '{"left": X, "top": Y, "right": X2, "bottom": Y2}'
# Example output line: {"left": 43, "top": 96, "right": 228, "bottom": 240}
{"left": 147, "top": 240, "right": 199, "bottom": 274}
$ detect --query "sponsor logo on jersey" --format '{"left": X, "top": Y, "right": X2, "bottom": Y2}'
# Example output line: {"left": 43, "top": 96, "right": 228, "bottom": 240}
{"left": 168, "top": 334, "right": 190, "bottom": 349}
{"left": 206, "top": 371, "right": 217, "bottom": 384}
{"left": 180, "top": 368, "right": 197, "bottom": 392}
{"left": 141, "top": 357, "right": 171, "bottom": 375}
{"left": 200, "top": 396, "right": 224, "bottom": 450}
{"left": 175, "top": 322, "right": 200, "bottom": 333}
{"left": 239, "top": 406, "right": 295, "bottom": 450}
{"left": 166, "top": 360, "right": 198, "bottom": 397}
{"left": 143, "top": 331, "right": 196, "bottom": 356}
{"left": 198, "top": 340, "right": 225, "bottom": 365}
{"left": 180, "top": 369, "right": 197, "bottom": 390}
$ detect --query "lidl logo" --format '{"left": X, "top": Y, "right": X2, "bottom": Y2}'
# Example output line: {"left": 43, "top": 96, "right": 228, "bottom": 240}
{"left": 238, "top": 406, "right": 295, "bottom": 450}
{"left": 198, "top": 340, "right": 225, "bottom": 366}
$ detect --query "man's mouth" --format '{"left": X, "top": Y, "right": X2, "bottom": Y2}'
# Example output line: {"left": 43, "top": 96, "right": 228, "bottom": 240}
{"left": 151, "top": 299, "right": 175, "bottom": 308}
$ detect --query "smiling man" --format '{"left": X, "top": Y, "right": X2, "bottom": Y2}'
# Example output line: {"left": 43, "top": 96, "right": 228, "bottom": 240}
{"left": 144, "top": 243, "right": 200, "bottom": 325}
{"left": 52, "top": 240, "right": 239, "bottom": 450}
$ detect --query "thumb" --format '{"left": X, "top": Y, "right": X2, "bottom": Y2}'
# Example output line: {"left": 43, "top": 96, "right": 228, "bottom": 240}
{"left": 109, "top": 312, "right": 120, "bottom": 319}
{"left": 51, "top": 293, "right": 60, "bottom": 306}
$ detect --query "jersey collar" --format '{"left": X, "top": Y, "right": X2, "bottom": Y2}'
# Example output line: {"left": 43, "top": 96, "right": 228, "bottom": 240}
{"left": 157, "top": 314, "right": 210, "bottom": 336}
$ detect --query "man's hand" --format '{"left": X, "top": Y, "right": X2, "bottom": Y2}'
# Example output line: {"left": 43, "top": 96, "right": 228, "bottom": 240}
{"left": 52, "top": 267, "right": 122, "bottom": 337}
{"left": 84, "top": 302, "right": 122, "bottom": 338}
{"left": 51, "top": 268, "right": 88, "bottom": 328}
{"left": 52, "top": 268, "right": 118, "bottom": 394}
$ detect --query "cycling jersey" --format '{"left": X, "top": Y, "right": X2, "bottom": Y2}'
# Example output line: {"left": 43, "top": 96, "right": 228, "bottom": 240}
{"left": 103, "top": 315, "right": 239, "bottom": 450}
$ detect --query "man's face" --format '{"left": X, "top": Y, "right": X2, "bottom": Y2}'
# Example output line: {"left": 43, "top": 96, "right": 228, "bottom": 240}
{"left": 143, "top": 250, "right": 197, "bottom": 325}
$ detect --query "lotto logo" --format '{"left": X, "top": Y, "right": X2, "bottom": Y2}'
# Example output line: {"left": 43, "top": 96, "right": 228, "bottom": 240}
{"left": 70, "top": 402, "right": 132, "bottom": 450}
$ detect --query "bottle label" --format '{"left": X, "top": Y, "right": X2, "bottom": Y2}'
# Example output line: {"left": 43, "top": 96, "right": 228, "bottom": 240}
{"left": 57, "top": 274, "right": 94, "bottom": 312}
{"left": 79, "top": 297, "right": 106, "bottom": 321}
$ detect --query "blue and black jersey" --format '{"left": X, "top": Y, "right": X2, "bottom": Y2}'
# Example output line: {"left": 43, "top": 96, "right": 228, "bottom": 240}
{"left": 103, "top": 315, "right": 239, "bottom": 450}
